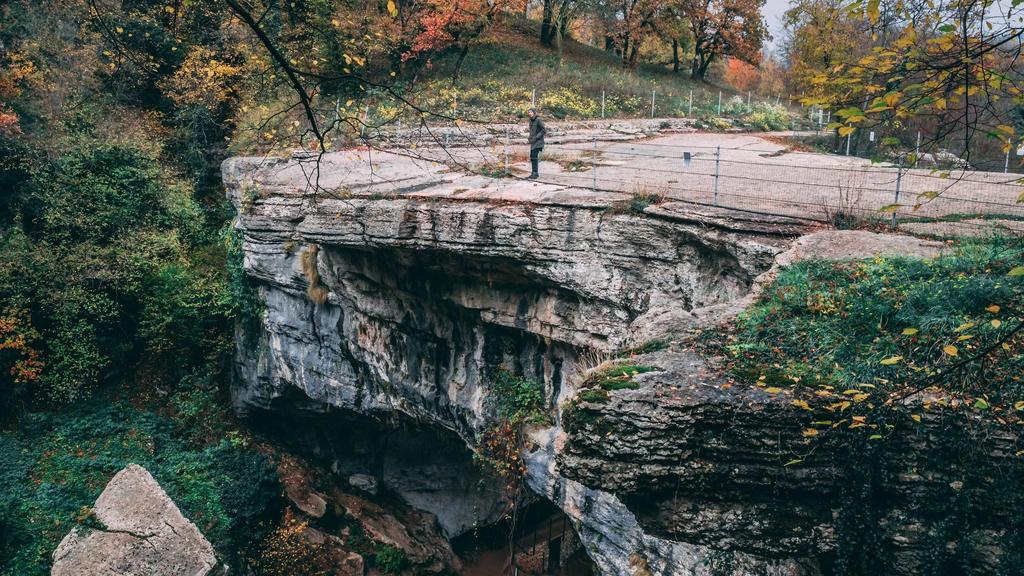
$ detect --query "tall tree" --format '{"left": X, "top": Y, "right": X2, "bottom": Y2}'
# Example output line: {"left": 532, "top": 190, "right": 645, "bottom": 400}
{"left": 606, "top": 0, "right": 665, "bottom": 68}
{"left": 677, "top": 0, "right": 768, "bottom": 80}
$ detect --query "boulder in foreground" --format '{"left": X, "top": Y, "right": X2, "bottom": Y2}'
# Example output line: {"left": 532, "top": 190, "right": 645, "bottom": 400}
{"left": 51, "top": 464, "right": 217, "bottom": 576}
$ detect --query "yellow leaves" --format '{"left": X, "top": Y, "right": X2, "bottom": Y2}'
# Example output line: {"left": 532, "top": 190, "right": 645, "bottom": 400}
{"left": 115, "top": 26, "right": 124, "bottom": 34}
{"left": 838, "top": 126, "right": 855, "bottom": 137}
{"left": 910, "top": 414, "right": 922, "bottom": 423}
{"left": 943, "top": 344, "right": 959, "bottom": 357}
{"left": 1009, "top": 266, "right": 1024, "bottom": 277}
{"left": 791, "top": 399, "right": 812, "bottom": 411}
{"left": 802, "top": 428, "right": 819, "bottom": 437}
{"left": 764, "top": 387, "right": 783, "bottom": 394}
{"left": 387, "top": 0, "right": 398, "bottom": 17}
{"left": 158, "top": 46, "right": 240, "bottom": 111}
{"left": 164, "top": 5, "right": 175, "bottom": 13}
{"left": 852, "top": 393, "right": 870, "bottom": 402}
{"left": 986, "top": 305, "right": 1001, "bottom": 313}
{"left": 991, "top": 319, "right": 1002, "bottom": 329}
{"left": 827, "top": 401, "right": 852, "bottom": 412}
{"left": 995, "top": 124, "right": 1016, "bottom": 137}
{"left": 953, "top": 322, "right": 975, "bottom": 332}
{"left": 1015, "top": 401, "right": 1024, "bottom": 411}
{"left": 973, "top": 398, "right": 991, "bottom": 410}
{"left": 880, "top": 355, "right": 903, "bottom": 365}
{"left": 866, "top": 0, "right": 881, "bottom": 24}
{"left": 901, "top": 327, "right": 919, "bottom": 335}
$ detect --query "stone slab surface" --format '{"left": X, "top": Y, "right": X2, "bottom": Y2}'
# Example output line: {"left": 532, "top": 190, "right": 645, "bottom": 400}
{"left": 52, "top": 464, "right": 217, "bottom": 576}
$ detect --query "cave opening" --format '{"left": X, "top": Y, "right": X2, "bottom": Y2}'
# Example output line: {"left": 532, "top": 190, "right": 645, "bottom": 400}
{"left": 453, "top": 498, "right": 595, "bottom": 576}
{"left": 244, "top": 398, "right": 595, "bottom": 575}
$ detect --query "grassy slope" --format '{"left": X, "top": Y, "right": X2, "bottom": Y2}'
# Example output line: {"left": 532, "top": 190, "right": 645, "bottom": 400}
{"left": 385, "top": 18, "right": 796, "bottom": 125}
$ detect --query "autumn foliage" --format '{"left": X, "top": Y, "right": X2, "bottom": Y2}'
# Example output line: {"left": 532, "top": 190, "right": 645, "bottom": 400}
{"left": 723, "top": 58, "right": 759, "bottom": 91}
{"left": 0, "top": 308, "right": 43, "bottom": 412}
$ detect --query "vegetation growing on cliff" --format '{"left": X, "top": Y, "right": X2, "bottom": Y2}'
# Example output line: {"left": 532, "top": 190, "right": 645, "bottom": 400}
{"left": 478, "top": 369, "right": 545, "bottom": 489}
{"left": 715, "top": 238, "right": 1024, "bottom": 422}
{"left": 700, "top": 237, "right": 1024, "bottom": 574}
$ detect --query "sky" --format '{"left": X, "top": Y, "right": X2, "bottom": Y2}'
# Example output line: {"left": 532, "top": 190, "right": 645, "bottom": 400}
{"left": 762, "top": 0, "right": 792, "bottom": 53}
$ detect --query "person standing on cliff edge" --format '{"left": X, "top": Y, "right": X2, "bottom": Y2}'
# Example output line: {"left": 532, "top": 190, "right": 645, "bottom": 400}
{"left": 527, "top": 108, "right": 546, "bottom": 179}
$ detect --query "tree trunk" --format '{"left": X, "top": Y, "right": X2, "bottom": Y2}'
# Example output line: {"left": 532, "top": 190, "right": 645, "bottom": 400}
{"left": 541, "top": 0, "right": 554, "bottom": 46}
{"left": 691, "top": 46, "right": 713, "bottom": 80}
{"left": 453, "top": 44, "right": 471, "bottom": 81}
{"left": 672, "top": 39, "right": 680, "bottom": 73}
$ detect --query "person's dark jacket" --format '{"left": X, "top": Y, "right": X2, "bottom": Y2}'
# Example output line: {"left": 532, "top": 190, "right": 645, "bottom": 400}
{"left": 528, "top": 116, "right": 547, "bottom": 151}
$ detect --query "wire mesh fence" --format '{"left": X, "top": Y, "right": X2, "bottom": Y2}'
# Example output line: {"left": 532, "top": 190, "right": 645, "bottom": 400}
{"left": 528, "top": 139, "right": 1024, "bottom": 237}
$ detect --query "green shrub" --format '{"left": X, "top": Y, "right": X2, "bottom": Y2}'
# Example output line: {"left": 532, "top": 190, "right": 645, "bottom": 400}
{"left": 24, "top": 146, "right": 180, "bottom": 246}
{"left": 373, "top": 544, "right": 408, "bottom": 574}
{"left": 714, "top": 240, "right": 1024, "bottom": 405}
{"left": 489, "top": 369, "right": 545, "bottom": 422}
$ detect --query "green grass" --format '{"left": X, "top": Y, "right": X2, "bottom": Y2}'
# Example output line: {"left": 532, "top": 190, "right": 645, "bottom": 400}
{"left": 375, "top": 20, "right": 798, "bottom": 126}
{"left": 581, "top": 364, "right": 659, "bottom": 392}
{"left": 705, "top": 238, "right": 1024, "bottom": 410}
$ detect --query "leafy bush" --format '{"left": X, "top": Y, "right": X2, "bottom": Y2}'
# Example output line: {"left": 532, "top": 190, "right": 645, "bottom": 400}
{"left": 539, "top": 86, "right": 598, "bottom": 119}
{"left": 489, "top": 369, "right": 545, "bottom": 422}
{"left": 478, "top": 370, "right": 547, "bottom": 491}
{"left": 741, "top": 102, "right": 790, "bottom": 131}
{"left": 373, "top": 544, "right": 408, "bottom": 574}
{"left": 22, "top": 146, "right": 182, "bottom": 246}
{"left": 708, "top": 238, "right": 1024, "bottom": 412}
{"left": 0, "top": 136, "right": 242, "bottom": 405}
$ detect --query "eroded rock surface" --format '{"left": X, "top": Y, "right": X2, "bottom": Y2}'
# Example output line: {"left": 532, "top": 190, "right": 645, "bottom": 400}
{"left": 51, "top": 464, "right": 216, "bottom": 576}
{"left": 224, "top": 150, "right": 1000, "bottom": 575}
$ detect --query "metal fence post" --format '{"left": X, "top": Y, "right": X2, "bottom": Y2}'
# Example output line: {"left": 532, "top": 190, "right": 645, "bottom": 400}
{"left": 1006, "top": 139, "right": 1012, "bottom": 173}
{"left": 717, "top": 91, "right": 722, "bottom": 115}
{"left": 713, "top": 146, "right": 721, "bottom": 206}
{"left": 532, "top": 88, "right": 536, "bottom": 107}
{"left": 601, "top": 90, "right": 605, "bottom": 118}
{"left": 846, "top": 131, "right": 852, "bottom": 156}
{"left": 892, "top": 158, "right": 903, "bottom": 228}
{"left": 504, "top": 127, "right": 510, "bottom": 175}
{"left": 915, "top": 131, "right": 921, "bottom": 167}
{"left": 651, "top": 89, "right": 656, "bottom": 118}
{"left": 592, "top": 137, "right": 597, "bottom": 192}
{"left": 688, "top": 90, "right": 693, "bottom": 116}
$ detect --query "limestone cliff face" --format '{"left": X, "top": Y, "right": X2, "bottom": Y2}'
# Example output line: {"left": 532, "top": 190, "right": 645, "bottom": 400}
{"left": 224, "top": 151, "right": 1015, "bottom": 576}
{"left": 223, "top": 150, "right": 798, "bottom": 563}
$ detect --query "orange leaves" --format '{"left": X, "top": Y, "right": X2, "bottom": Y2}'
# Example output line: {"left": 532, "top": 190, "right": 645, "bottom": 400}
{"left": 0, "top": 308, "right": 44, "bottom": 385}
{"left": 403, "top": 0, "right": 526, "bottom": 61}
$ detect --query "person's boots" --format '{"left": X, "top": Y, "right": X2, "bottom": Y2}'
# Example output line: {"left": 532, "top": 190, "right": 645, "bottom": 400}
{"left": 528, "top": 157, "right": 539, "bottom": 179}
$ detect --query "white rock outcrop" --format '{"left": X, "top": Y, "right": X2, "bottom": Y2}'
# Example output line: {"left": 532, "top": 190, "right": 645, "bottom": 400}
{"left": 51, "top": 464, "right": 217, "bottom": 576}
